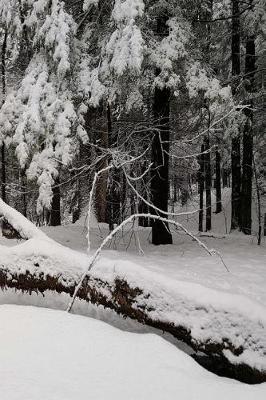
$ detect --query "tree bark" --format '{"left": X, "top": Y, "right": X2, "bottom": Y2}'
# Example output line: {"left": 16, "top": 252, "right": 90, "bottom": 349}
{"left": 215, "top": 150, "right": 222, "bottom": 213}
{"left": 204, "top": 135, "right": 212, "bottom": 231}
{"left": 138, "top": 164, "right": 150, "bottom": 227}
{"left": 106, "top": 104, "right": 121, "bottom": 230}
{"left": 151, "top": 81, "right": 172, "bottom": 244}
{"left": 20, "top": 169, "right": 27, "bottom": 217}
{"left": 1, "top": 29, "right": 7, "bottom": 203}
{"left": 50, "top": 177, "right": 61, "bottom": 226}
{"left": 198, "top": 144, "right": 205, "bottom": 232}
{"left": 95, "top": 105, "right": 109, "bottom": 223}
{"left": 241, "top": 36, "right": 255, "bottom": 234}
{"left": 151, "top": 15, "right": 172, "bottom": 245}
{"left": 231, "top": 0, "right": 242, "bottom": 230}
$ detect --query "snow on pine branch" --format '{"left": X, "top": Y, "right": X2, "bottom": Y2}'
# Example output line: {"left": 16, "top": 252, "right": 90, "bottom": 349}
{"left": 106, "top": 0, "right": 145, "bottom": 76}
{"left": 83, "top": 0, "right": 98, "bottom": 11}
{"left": 0, "top": 54, "right": 78, "bottom": 212}
{"left": 29, "top": 0, "right": 76, "bottom": 77}
{"left": 150, "top": 16, "right": 190, "bottom": 92}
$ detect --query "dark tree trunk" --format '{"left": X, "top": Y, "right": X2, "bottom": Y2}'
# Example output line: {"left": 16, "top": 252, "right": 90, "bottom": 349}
{"left": 241, "top": 36, "right": 255, "bottom": 234}
{"left": 138, "top": 201, "right": 149, "bottom": 227}
{"left": 138, "top": 165, "right": 150, "bottom": 227}
{"left": 150, "top": 15, "right": 172, "bottom": 245}
{"left": 1, "top": 144, "right": 6, "bottom": 203}
{"left": 203, "top": 1, "right": 213, "bottom": 232}
{"left": 106, "top": 104, "right": 121, "bottom": 230}
{"left": 95, "top": 104, "right": 109, "bottom": 223}
{"left": 204, "top": 135, "right": 212, "bottom": 231}
{"left": 215, "top": 150, "right": 222, "bottom": 213}
{"left": 20, "top": 169, "right": 27, "bottom": 217}
{"left": 151, "top": 81, "right": 172, "bottom": 245}
{"left": 50, "top": 177, "right": 61, "bottom": 226}
{"left": 222, "top": 168, "right": 229, "bottom": 188}
{"left": 71, "top": 172, "right": 81, "bottom": 224}
{"left": 1, "top": 29, "right": 7, "bottom": 203}
{"left": 231, "top": 0, "right": 242, "bottom": 230}
{"left": 198, "top": 144, "right": 205, "bottom": 232}
{"left": 173, "top": 176, "right": 177, "bottom": 203}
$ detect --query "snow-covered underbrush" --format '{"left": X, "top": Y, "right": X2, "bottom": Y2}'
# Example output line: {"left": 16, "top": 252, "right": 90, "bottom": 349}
{"left": 0, "top": 199, "right": 266, "bottom": 383}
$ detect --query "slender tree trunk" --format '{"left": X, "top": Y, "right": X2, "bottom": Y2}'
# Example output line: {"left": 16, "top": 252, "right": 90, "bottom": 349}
{"left": 204, "top": 134, "right": 212, "bottom": 231}
{"left": 202, "top": 0, "right": 213, "bottom": 232}
{"left": 1, "top": 29, "right": 7, "bottom": 203}
{"left": 150, "top": 14, "right": 172, "bottom": 245}
{"left": 50, "top": 177, "right": 61, "bottom": 226}
{"left": 95, "top": 105, "right": 109, "bottom": 223}
{"left": 215, "top": 150, "right": 222, "bottom": 213}
{"left": 241, "top": 36, "right": 255, "bottom": 234}
{"left": 71, "top": 171, "right": 81, "bottom": 224}
{"left": 222, "top": 168, "right": 229, "bottom": 188}
{"left": 198, "top": 144, "right": 205, "bottom": 232}
{"left": 106, "top": 104, "right": 121, "bottom": 230}
{"left": 173, "top": 175, "right": 177, "bottom": 203}
{"left": 20, "top": 169, "right": 27, "bottom": 217}
{"left": 138, "top": 164, "right": 150, "bottom": 227}
{"left": 253, "top": 155, "right": 262, "bottom": 245}
{"left": 231, "top": 0, "right": 242, "bottom": 230}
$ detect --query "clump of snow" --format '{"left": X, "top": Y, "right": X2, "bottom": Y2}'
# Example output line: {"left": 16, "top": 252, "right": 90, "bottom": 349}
{"left": 83, "top": 0, "right": 98, "bottom": 12}
{"left": 106, "top": 0, "right": 145, "bottom": 76}
{"left": 0, "top": 305, "right": 265, "bottom": 400}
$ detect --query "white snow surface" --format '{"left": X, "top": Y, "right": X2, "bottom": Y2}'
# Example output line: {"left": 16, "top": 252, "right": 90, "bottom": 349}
{"left": 1, "top": 228, "right": 266, "bottom": 372}
{"left": 0, "top": 193, "right": 266, "bottom": 372}
{"left": 1, "top": 305, "right": 266, "bottom": 400}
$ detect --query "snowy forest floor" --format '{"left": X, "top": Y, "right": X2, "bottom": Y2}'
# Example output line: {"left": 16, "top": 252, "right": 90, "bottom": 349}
{"left": 39, "top": 186, "right": 266, "bottom": 308}
{"left": 39, "top": 222, "right": 266, "bottom": 307}
{"left": 1, "top": 305, "right": 266, "bottom": 400}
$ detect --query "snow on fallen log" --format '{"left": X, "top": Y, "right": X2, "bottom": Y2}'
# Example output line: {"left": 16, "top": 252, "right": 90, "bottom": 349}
{"left": 0, "top": 237, "right": 265, "bottom": 383}
{"left": 0, "top": 199, "right": 48, "bottom": 240}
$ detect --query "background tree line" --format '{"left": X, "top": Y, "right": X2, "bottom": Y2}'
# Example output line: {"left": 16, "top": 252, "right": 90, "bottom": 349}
{"left": 0, "top": 0, "right": 265, "bottom": 244}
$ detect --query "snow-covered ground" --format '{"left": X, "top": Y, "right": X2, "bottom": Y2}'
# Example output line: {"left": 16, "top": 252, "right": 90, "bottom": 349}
{"left": 0, "top": 192, "right": 266, "bottom": 381}
{"left": 1, "top": 219, "right": 266, "bottom": 373}
{"left": 1, "top": 305, "right": 266, "bottom": 400}
{"left": 39, "top": 220, "right": 266, "bottom": 307}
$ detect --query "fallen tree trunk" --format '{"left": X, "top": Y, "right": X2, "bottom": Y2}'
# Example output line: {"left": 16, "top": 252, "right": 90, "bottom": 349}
{"left": 0, "top": 199, "right": 265, "bottom": 383}
{"left": 0, "top": 261, "right": 265, "bottom": 384}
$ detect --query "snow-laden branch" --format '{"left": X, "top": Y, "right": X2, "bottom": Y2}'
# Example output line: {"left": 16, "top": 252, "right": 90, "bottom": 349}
{"left": 124, "top": 168, "right": 199, "bottom": 218}
{"left": 67, "top": 213, "right": 216, "bottom": 312}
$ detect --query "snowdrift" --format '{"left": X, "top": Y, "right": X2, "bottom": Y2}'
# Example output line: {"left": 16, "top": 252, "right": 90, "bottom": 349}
{"left": 0, "top": 199, "right": 266, "bottom": 383}
{"left": 1, "top": 305, "right": 266, "bottom": 400}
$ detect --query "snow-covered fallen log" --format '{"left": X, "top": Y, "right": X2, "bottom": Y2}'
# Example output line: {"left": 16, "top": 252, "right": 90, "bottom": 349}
{"left": 0, "top": 238, "right": 266, "bottom": 383}
{"left": 0, "top": 199, "right": 48, "bottom": 240}
{"left": 0, "top": 201, "right": 265, "bottom": 383}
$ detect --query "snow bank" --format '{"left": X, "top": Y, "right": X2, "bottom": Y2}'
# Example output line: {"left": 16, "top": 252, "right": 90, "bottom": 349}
{"left": 0, "top": 305, "right": 265, "bottom": 400}
{"left": 0, "top": 236, "right": 266, "bottom": 376}
{"left": 0, "top": 201, "right": 265, "bottom": 378}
